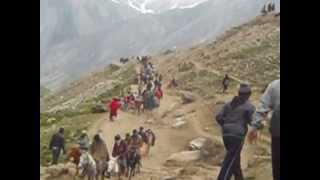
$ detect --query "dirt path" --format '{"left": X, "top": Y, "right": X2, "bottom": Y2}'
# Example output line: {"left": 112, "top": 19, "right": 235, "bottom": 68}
{"left": 88, "top": 93, "right": 201, "bottom": 179}
{"left": 85, "top": 61, "right": 272, "bottom": 179}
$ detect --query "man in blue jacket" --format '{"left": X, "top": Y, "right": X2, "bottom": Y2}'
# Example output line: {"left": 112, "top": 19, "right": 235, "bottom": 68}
{"left": 49, "top": 128, "right": 66, "bottom": 165}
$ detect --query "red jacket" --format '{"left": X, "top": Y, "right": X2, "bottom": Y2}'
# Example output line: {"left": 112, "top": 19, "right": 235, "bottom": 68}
{"left": 155, "top": 88, "right": 163, "bottom": 99}
{"left": 109, "top": 99, "right": 120, "bottom": 112}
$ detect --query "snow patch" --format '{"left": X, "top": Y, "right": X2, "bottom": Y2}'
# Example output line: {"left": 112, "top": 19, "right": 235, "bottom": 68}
{"left": 178, "top": 2, "right": 203, "bottom": 9}
{"left": 110, "top": 0, "right": 120, "bottom": 4}
{"left": 128, "top": 0, "right": 155, "bottom": 14}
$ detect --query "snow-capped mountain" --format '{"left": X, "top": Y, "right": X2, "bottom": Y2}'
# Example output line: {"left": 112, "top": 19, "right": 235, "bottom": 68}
{"left": 113, "top": 0, "right": 210, "bottom": 14}
{"left": 41, "top": 0, "right": 280, "bottom": 90}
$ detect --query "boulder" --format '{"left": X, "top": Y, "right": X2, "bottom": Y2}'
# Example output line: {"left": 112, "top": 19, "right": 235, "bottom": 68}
{"left": 146, "top": 119, "right": 155, "bottom": 124}
{"left": 161, "top": 176, "right": 176, "bottom": 180}
{"left": 165, "top": 150, "right": 201, "bottom": 165}
{"left": 46, "top": 117, "right": 56, "bottom": 124}
{"left": 40, "top": 174, "right": 51, "bottom": 180}
{"left": 174, "top": 110, "right": 184, "bottom": 118}
{"left": 46, "top": 165, "right": 60, "bottom": 177}
{"left": 40, "top": 166, "right": 46, "bottom": 175}
{"left": 215, "top": 101, "right": 225, "bottom": 105}
{"left": 91, "top": 103, "right": 107, "bottom": 113}
{"left": 180, "top": 91, "right": 196, "bottom": 104}
{"left": 189, "top": 137, "right": 209, "bottom": 150}
{"left": 172, "top": 120, "right": 187, "bottom": 128}
{"left": 45, "top": 163, "right": 75, "bottom": 178}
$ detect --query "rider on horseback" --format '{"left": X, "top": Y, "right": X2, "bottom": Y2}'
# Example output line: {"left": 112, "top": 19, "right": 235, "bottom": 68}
{"left": 111, "top": 135, "right": 128, "bottom": 176}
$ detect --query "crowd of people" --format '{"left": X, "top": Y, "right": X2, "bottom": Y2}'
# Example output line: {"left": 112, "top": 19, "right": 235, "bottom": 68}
{"left": 107, "top": 56, "right": 164, "bottom": 122}
{"left": 49, "top": 126, "right": 156, "bottom": 180}
{"left": 48, "top": 53, "right": 280, "bottom": 180}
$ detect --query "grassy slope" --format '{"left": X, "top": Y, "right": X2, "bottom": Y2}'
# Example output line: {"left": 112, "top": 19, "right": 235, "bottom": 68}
{"left": 40, "top": 63, "right": 135, "bottom": 165}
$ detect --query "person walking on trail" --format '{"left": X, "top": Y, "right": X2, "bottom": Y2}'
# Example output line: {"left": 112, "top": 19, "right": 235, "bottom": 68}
{"left": 90, "top": 134, "right": 110, "bottom": 180}
{"left": 222, "top": 74, "right": 230, "bottom": 93}
{"left": 143, "top": 83, "right": 156, "bottom": 119}
{"left": 168, "top": 77, "right": 178, "bottom": 88}
{"left": 135, "top": 91, "right": 144, "bottom": 115}
{"left": 154, "top": 84, "right": 163, "bottom": 107}
{"left": 78, "top": 146, "right": 97, "bottom": 180}
{"left": 248, "top": 79, "right": 280, "bottom": 180}
{"left": 112, "top": 135, "right": 128, "bottom": 176}
{"left": 109, "top": 98, "right": 121, "bottom": 122}
{"left": 138, "top": 127, "right": 148, "bottom": 143}
{"left": 216, "top": 84, "right": 255, "bottom": 180}
{"left": 78, "top": 130, "right": 90, "bottom": 150}
{"left": 144, "top": 129, "right": 156, "bottom": 156}
{"left": 128, "top": 133, "right": 143, "bottom": 158}
{"left": 124, "top": 133, "right": 132, "bottom": 146}
{"left": 49, "top": 127, "right": 66, "bottom": 165}
{"left": 130, "top": 130, "right": 143, "bottom": 146}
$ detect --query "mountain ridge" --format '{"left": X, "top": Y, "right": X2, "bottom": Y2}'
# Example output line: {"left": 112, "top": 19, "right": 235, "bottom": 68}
{"left": 41, "top": 0, "right": 279, "bottom": 90}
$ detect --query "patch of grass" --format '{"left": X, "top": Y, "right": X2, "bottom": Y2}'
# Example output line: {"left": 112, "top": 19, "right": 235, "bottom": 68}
{"left": 103, "top": 64, "right": 120, "bottom": 76}
{"left": 227, "top": 39, "right": 273, "bottom": 60}
{"left": 98, "top": 64, "right": 135, "bottom": 101}
{"left": 40, "top": 86, "right": 51, "bottom": 98}
{"left": 40, "top": 113, "right": 105, "bottom": 166}
{"left": 178, "top": 62, "right": 195, "bottom": 72}
{"left": 178, "top": 69, "right": 239, "bottom": 98}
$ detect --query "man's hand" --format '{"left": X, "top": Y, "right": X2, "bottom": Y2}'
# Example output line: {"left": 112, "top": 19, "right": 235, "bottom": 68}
{"left": 248, "top": 128, "right": 258, "bottom": 144}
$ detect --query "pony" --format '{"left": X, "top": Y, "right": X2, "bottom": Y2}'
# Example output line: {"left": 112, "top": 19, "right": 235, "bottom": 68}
{"left": 106, "top": 156, "right": 121, "bottom": 180}
{"left": 127, "top": 147, "right": 142, "bottom": 180}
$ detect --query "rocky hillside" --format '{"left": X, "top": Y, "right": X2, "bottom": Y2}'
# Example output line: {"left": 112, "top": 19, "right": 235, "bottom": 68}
{"left": 40, "top": 13, "right": 279, "bottom": 180}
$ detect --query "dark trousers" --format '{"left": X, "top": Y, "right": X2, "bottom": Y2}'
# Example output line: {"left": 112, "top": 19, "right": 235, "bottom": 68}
{"left": 217, "top": 135, "right": 244, "bottom": 180}
{"left": 272, "top": 137, "right": 280, "bottom": 180}
{"left": 52, "top": 148, "right": 61, "bottom": 165}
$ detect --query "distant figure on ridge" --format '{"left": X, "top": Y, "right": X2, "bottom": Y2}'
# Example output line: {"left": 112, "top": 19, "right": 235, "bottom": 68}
{"left": 222, "top": 74, "right": 230, "bottom": 93}
{"left": 261, "top": 4, "right": 267, "bottom": 15}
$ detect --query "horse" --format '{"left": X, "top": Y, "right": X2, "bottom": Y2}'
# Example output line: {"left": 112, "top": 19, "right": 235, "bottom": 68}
{"left": 78, "top": 152, "right": 97, "bottom": 180}
{"left": 106, "top": 156, "right": 121, "bottom": 180}
{"left": 120, "top": 58, "right": 129, "bottom": 64}
{"left": 65, "top": 147, "right": 82, "bottom": 177}
{"left": 127, "top": 147, "right": 142, "bottom": 180}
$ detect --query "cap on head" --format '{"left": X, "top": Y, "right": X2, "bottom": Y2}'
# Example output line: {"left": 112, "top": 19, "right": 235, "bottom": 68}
{"left": 94, "top": 134, "right": 100, "bottom": 141}
{"left": 82, "top": 130, "right": 87, "bottom": 135}
{"left": 238, "top": 83, "right": 251, "bottom": 95}
{"left": 59, "top": 128, "right": 64, "bottom": 133}
{"left": 115, "top": 134, "right": 121, "bottom": 140}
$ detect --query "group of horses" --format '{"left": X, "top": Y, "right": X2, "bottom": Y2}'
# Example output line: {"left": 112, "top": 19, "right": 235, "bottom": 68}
{"left": 66, "top": 130, "right": 155, "bottom": 180}
{"left": 120, "top": 56, "right": 152, "bottom": 64}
